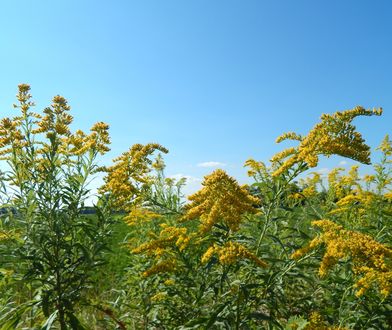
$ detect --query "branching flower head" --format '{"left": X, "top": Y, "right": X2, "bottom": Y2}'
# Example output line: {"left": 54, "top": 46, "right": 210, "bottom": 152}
{"left": 100, "top": 143, "right": 168, "bottom": 210}
{"left": 201, "top": 241, "right": 267, "bottom": 268}
{"left": 272, "top": 106, "right": 382, "bottom": 177}
{"left": 291, "top": 219, "right": 392, "bottom": 297}
{"left": 184, "top": 169, "right": 259, "bottom": 233}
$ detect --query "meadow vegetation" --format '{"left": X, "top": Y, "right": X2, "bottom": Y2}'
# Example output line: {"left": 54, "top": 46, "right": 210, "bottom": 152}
{"left": 0, "top": 85, "right": 391, "bottom": 329}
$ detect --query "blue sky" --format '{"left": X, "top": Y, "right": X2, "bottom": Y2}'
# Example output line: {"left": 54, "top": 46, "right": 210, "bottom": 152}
{"left": 1, "top": 1, "right": 391, "bottom": 195}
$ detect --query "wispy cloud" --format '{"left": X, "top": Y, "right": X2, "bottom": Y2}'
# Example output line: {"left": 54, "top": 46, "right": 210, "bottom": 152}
{"left": 339, "top": 160, "right": 348, "bottom": 166}
{"left": 170, "top": 174, "right": 202, "bottom": 196}
{"left": 316, "top": 168, "right": 330, "bottom": 174}
{"left": 197, "top": 161, "right": 226, "bottom": 168}
{"left": 170, "top": 173, "right": 201, "bottom": 183}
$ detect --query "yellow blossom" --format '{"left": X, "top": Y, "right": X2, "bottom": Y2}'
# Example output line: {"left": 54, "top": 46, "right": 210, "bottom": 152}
{"left": 164, "top": 278, "right": 175, "bottom": 286}
{"left": 201, "top": 241, "right": 267, "bottom": 268}
{"left": 184, "top": 169, "right": 259, "bottom": 233}
{"left": 377, "top": 134, "right": 392, "bottom": 156}
{"left": 201, "top": 245, "right": 217, "bottom": 264}
{"left": 291, "top": 219, "right": 392, "bottom": 297}
{"left": 272, "top": 107, "right": 382, "bottom": 177}
{"left": 123, "top": 207, "right": 162, "bottom": 226}
{"left": 151, "top": 292, "right": 168, "bottom": 302}
{"left": 100, "top": 143, "right": 168, "bottom": 210}
{"left": 142, "top": 260, "right": 177, "bottom": 277}
{"left": 132, "top": 224, "right": 191, "bottom": 256}
{"left": 244, "top": 158, "right": 269, "bottom": 178}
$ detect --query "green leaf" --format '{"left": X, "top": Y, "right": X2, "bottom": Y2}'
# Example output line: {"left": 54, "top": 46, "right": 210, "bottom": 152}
{"left": 40, "top": 311, "right": 58, "bottom": 330}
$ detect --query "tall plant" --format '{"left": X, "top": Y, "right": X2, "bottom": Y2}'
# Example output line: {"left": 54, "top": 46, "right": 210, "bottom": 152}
{"left": 0, "top": 84, "right": 112, "bottom": 328}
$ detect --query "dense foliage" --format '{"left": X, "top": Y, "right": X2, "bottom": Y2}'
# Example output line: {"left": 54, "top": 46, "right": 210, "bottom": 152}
{"left": 0, "top": 85, "right": 391, "bottom": 329}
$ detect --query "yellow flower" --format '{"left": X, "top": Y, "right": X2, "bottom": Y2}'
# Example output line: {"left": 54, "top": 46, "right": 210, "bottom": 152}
{"left": 132, "top": 223, "right": 191, "bottom": 258}
{"left": 151, "top": 292, "right": 168, "bottom": 302}
{"left": 275, "top": 132, "right": 303, "bottom": 143}
{"left": 201, "top": 245, "right": 217, "bottom": 264}
{"left": 272, "top": 107, "right": 382, "bottom": 177}
{"left": 291, "top": 219, "right": 392, "bottom": 297}
{"left": 89, "top": 121, "right": 111, "bottom": 154}
{"left": 184, "top": 169, "right": 259, "bottom": 233}
{"left": 142, "top": 260, "right": 177, "bottom": 277}
{"left": 377, "top": 134, "right": 392, "bottom": 156}
{"left": 201, "top": 241, "right": 267, "bottom": 268}
{"left": 100, "top": 143, "right": 168, "bottom": 210}
{"left": 244, "top": 158, "right": 270, "bottom": 179}
{"left": 164, "top": 278, "right": 175, "bottom": 286}
{"left": 218, "top": 241, "right": 267, "bottom": 267}
{"left": 123, "top": 207, "right": 162, "bottom": 226}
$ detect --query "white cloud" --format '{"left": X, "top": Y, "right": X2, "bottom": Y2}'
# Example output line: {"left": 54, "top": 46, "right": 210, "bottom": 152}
{"left": 339, "top": 160, "right": 348, "bottom": 166}
{"left": 170, "top": 173, "right": 201, "bottom": 183}
{"left": 316, "top": 168, "right": 330, "bottom": 174}
{"left": 169, "top": 174, "right": 202, "bottom": 197}
{"left": 197, "top": 161, "right": 226, "bottom": 168}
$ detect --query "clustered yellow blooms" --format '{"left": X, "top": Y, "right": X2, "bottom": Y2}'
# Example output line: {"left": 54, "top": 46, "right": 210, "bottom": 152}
{"left": 0, "top": 117, "right": 26, "bottom": 158}
{"left": 132, "top": 223, "right": 193, "bottom": 277}
{"left": 123, "top": 207, "right": 162, "bottom": 226}
{"left": 0, "top": 85, "right": 111, "bottom": 186}
{"left": 61, "top": 122, "right": 111, "bottom": 157}
{"left": 296, "top": 311, "right": 348, "bottom": 330}
{"left": 133, "top": 223, "right": 191, "bottom": 256}
{"left": 0, "top": 231, "right": 9, "bottom": 240}
{"left": 292, "top": 220, "right": 392, "bottom": 297}
{"left": 327, "top": 166, "right": 363, "bottom": 200}
{"left": 141, "top": 260, "right": 177, "bottom": 278}
{"left": 184, "top": 169, "right": 259, "bottom": 233}
{"left": 290, "top": 173, "right": 321, "bottom": 200}
{"left": 272, "top": 107, "right": 382, "bottom": 177}
{"left": 201, "top": 241, "right": 267, "bottom": 268}
{"left": 329, "top": 191, "right": 375, "bottom": 218}
{"left": 99, "top": 143, "right": 168, "bottom": 210}
{"left": 151, "top": 292, "right": 168, "bottom": 302}
{"left": 32, "top": 95, "right": 73, "bottom": 137}
{"left": 244, "top": 158, "right": 270, "bottom": 180}
{"left": 378, "top": 134, "right": 392, "bottom": 156}
{"left": 326, "top": 165, "right": 378, "bottom": 220}
{"left": 385, "top": 191, "right": 392, "bottom": 200}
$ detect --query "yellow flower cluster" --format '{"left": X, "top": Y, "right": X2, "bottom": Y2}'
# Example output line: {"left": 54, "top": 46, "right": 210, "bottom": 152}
{"left": 327, "top": 166, "right": 362, "bottom": 199}
{"left": 290, "top": 173, "right": 322, "bottom": 200}
{"left": 326, "top": 166, "right": 378, "bottom": 220}
{"left": 0, "top": 85, "right": 111, "bottom": 164}
{"left": 184, "top": 169, "right": 259, "bottom": 233}
{"left": 300, "top": 311, "right": 348, "bottom": 330}
{"left": 132, "top": 223, "right": 193, "bottom": 277}
{"left": 100, "top": 143, "right": 168, "bottom": 210}
{"left": 0, "top": 117, "right": 25, "bottom": 158}
{"left": 275, "top": 132, "right": 303, "bottom": 143}
{"left": 62, "top": 122, "right": 111, "bottom": 156}
{"left": 151, "top": 292, "right": 168, "bottom": 302}
{"left": 133, "top": 223, "right": 191, "bottom": 256}
{"left": 201, "top": 241, "right": 267, "bottom": 268}
{"left": 33, "top": 95, "right": 73, "bottom": 137}
{"left": 377, "top": 134, "right": 392, "bottom": 156}
{"left": 244, "top": 158, "right": 269, "bottom": 179}
{"left": 292, "top": 220, "right": 392, "bottom": 297}
{"left": 329, "top": 191, "right": 375, "bottom": 218}
{"left": 164, "top": 278, "right": 175, "bottom": 286}
{"left": 272, "top": 107, "right": 382, "bottom": 177}
{"left": 0, "top": 230, "right": 19, "bottom": 241}
{"left": 142, "top": 260, "right": 177, "bottom": 278}
{"left": 123, "top": 207, "right": 162, "bottom": 226}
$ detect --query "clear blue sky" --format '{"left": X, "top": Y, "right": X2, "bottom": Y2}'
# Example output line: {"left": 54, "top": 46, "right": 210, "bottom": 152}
{"left": 1, "top": 1, "right": 391, "bottom": 194}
